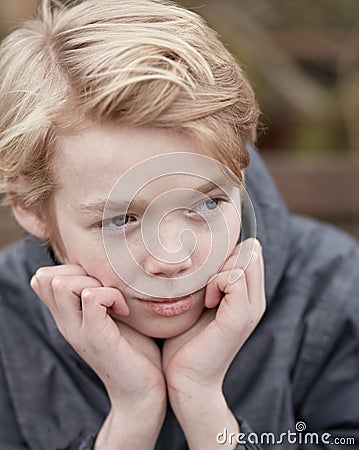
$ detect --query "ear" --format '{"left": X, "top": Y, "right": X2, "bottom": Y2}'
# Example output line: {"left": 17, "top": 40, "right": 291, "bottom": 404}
{"left": 11, "top": 200, "right": 48, "bottom": 241}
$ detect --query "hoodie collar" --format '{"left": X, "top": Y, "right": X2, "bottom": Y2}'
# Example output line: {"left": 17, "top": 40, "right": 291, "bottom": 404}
{"left": 245, "top": 143, "right": 291, "bottom": 303}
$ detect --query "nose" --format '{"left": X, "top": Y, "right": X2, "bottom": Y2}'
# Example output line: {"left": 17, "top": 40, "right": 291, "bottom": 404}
{"left": 142, "top": 216, "right": 193, "bottom": 278}
{"left": 144, "top": 253, "right": 192, "bottom": 278}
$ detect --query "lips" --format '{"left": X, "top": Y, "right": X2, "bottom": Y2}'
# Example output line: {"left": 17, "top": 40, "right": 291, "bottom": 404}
{"left": 140, "top": 295, "right": 193, "bottom": 317}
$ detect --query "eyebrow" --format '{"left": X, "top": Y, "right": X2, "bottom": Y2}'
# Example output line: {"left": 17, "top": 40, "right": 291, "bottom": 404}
{"left": 74, "top": 175, "right": 233, "bottom": 217}
{"left": 74, "top": 198, "right": 147, "bottom": 216}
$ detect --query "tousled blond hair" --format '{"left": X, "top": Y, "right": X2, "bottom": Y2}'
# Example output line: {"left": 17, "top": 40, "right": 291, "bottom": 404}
{"left": 0, "top": 0, "right": 259, "bottom": 227}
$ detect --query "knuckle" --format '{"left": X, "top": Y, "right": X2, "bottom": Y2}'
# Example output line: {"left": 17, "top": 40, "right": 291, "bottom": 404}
{"left": 81, "top": 289, "right": 94, "bottom": 302}
{"left": 52, "top": 276, "right": 67, "bottom": 292}
{"left": 35, "top": 267, "right": 50, "bottom": 283}
{"left": 245, "top": 237, "right": 262, "bottom": 253}
{"left": 30, "top": 275, "right": 38, "bottom": 289}
{"left": 244, "top": 236, "right": 256, "bottom": 246}
{"left": 260, "top": 300, "right": 267, "bottom": 316}
{"left": 70, "top": 264, "right": 87, "bottom": 275}
{"left": 250, "top": 250, "right": 261, "bottom": 262}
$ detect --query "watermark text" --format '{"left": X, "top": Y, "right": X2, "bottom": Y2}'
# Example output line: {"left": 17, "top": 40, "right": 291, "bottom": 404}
{"left": 217, "top": 422, "right": 356, "bottom": 446}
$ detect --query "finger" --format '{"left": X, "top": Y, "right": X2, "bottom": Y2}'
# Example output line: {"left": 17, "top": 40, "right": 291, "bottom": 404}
{"left": 242, "top": 243, "right": 266, "bottom": 315}
{"left": 219, "top": 242, "right": 265, "bottom": 311}
{"left": 82, "top": 287, "right": 130, "bottom": 317}
{"left": 204, "top": 274, "right": 222, "bottom": 309}
{"left": 206, "top": 252, "right": 265, "bottom": 321}
{"left": 227, "top": 238, "right": 260, "bottom": 284}
{"left": 219, "top": 237, "right": 258, "bottom": 269}
{"left": 31, "top": 265, "right": 87, "bottom": 308}
{"left": 30, "top": 275, "right": 41, "bottom": 297}
{"left": 81, "top": 289, "right": 121, "bottom": 341}
{"left": 51, "top": 276, "right": 102, "bottom": 329}
{"left": 215, "top": 270, "right": 250, "bottom": 335}
{"left": 204, "top": 268, "right": 245, "bottom": 309}
{"left": 188, "top": 275, "right": 250, "bottom": 376}
{"left": 205, "top": 238, "right": 261, "bottom": 308}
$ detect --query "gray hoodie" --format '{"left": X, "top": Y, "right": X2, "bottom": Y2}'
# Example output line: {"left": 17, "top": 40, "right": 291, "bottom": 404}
{"left": 0, "top": 145, "right": 358, "bottom": 449}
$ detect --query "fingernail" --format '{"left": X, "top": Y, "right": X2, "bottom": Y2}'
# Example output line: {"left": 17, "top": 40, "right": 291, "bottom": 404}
{"left": 82, "top": 289, "right": 92, "bottom": 299}
{"left": 229, "top": 267, "right": 244, "bottom": 284}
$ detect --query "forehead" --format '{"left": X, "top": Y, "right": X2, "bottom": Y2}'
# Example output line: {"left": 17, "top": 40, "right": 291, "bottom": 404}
{"left": 56, "top": 123, "right": 204, "bottom": 173}
{"left": 53, "top": 122, "right": 225, "bottom": 204}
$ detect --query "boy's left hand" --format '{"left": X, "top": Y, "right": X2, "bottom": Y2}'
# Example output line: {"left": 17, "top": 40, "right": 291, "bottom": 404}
{"left": 162, "top": 238, "right": 266, "bottom": 448}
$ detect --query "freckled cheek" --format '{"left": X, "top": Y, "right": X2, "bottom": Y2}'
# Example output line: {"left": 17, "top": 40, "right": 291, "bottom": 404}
{"left": 60, "top": 234, "right": 114, "bottom": 281}
{"left": 226, "top": 209, "right": 241, "bottom": 245}
{"left": 228, "top": 224, "right": 240, "bottom": 246}
{"left": 84, "top": 250, "right": 116, "bottom": 281}
{"left": 193, "top": 214, "right": 240, "bottom": 264}
{"left": 191, "top": 230, "right": 213, "bottom": 268}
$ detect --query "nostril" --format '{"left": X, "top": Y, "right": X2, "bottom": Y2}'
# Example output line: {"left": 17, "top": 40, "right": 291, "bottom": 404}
{"left": 143, "top": 253, "right": 192, "bottom": 278}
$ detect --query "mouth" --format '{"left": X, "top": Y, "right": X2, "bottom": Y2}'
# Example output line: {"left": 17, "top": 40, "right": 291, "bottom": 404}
{"left": 139, "top": 294, "right": 193, "bottom": 317}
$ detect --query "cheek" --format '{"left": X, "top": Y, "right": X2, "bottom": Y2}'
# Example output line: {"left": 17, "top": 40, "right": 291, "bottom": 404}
{"left": 79, "top": 249, "right": 123, "bottom": 287}
{"left": 229, "top": 219, "right": 241, "bottom": 248}
{"left": 227, "top": 206, "right": 241, "bottom": 243}
{"left": 200, "top": 213, "right": 240, "bottom": 259}
{"left": 57, "top": 225, "right": 115, "bottom": 281}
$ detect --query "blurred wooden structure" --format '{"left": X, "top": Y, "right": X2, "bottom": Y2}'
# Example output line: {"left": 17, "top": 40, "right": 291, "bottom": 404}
{"left": 264, "top": 155, "right": 359, "bottom": 241}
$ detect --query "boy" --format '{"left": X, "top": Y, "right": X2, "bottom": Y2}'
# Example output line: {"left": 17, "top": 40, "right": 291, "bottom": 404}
{"left": 0, "top": 1, "right": 358, "bottom": 449}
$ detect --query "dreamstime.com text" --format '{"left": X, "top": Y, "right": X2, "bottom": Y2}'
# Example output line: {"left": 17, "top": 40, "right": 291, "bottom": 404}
{"left": 216, "top": 422, "right": 356, "bottom": 446}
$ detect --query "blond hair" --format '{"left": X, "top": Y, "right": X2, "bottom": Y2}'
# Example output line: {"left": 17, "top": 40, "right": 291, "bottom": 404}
{"left": 0, "top": 0, "right": 259, "bottom": 222}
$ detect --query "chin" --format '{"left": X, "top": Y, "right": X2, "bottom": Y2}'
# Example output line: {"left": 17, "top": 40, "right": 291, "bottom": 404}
{"left": 145, "top": 326, "right": 189, "bottom": 339}
{"left": 136, "top": 311, "right": 203, "bottom": 339}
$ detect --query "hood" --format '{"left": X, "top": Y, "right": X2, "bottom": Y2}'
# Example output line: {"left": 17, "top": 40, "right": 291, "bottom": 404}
{"left": 245, "top": 143, "right": 291, "bottom": 303}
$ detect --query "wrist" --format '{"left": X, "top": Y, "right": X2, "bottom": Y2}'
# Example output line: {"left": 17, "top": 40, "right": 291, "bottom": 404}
{"left": 170, "top": 390, "right": 239, "bottom": 450}
{"left": 94, "top": 402, "right": 166, "bottom": 450}
{"left": 168, "top": 379, "right": 221, "bottom": 413}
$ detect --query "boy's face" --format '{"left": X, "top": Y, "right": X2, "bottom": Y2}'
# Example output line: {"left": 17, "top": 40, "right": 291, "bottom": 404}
{"left": 51, "top": 123, "right": 241, "bottom": 338}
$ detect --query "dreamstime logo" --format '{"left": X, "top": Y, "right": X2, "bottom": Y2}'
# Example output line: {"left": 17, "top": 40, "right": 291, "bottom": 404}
{"left": 217, "top": 422, "right": 357, "bottom": 447}
{"left": 102, "top": 152, "right": 257, "bottom": 298}
{"left": 295, "top": 421, "right": 306, "bottom": 432}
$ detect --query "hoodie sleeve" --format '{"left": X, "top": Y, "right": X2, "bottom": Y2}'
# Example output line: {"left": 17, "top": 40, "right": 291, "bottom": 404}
{"left": 293, "top": 287, "right": 359, "bottom": 447}
{"left": 0, "top": 357, "right": 28, "bottom": 449}
{"left": 234, "top": 416, "right": 264, "bottom": 449}
{"left": 69, "top": 435, "right": 96, "bottom": 450}
{"left": 0, "top": 356, "right": 98, "bottom": 450}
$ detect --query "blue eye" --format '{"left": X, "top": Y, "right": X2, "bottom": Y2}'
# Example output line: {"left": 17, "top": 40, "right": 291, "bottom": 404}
{"left": 193, "top": 198, "right": 220, "bottom": 213}
{"left": 102, "top": 214, "right": 135, "bottom": 229}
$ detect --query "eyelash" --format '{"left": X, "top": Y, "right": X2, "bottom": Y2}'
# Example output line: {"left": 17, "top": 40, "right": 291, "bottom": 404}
{"left": 99, "top": 214, "right": 137, "bottom": 231}
{"left": 97, "top": 196, "right": 229, "bottom": 232}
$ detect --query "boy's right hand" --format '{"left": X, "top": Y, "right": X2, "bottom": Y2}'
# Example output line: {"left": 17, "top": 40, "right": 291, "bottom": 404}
{"left": 30, "top": 264, "right": 166, "bottom": 449}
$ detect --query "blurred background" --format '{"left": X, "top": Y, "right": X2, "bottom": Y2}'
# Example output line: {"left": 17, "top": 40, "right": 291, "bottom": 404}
{"left": 0, "top": 0, "right": 358, "bottom": 248}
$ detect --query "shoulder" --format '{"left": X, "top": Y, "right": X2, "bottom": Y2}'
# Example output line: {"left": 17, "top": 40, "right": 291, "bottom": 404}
{"left": 0, "top": 237, "right": 55, "bottom": 310}
{"left": 0, "top": 240, "right": 32, "bottom": 292}
{"left": 269, "top": 215, "right": 359, "bottom": 379}
{"left": 283, "top": 214, "right": 359, "bottom": 367}
{"left": 283, "top": 217, "right": 359, "bottom": 418}
{"left": 289, "top": 214, "right": 359, "bottom": 267}
{"left": 286, "top": 215, "right": 359, "bottom": 312}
